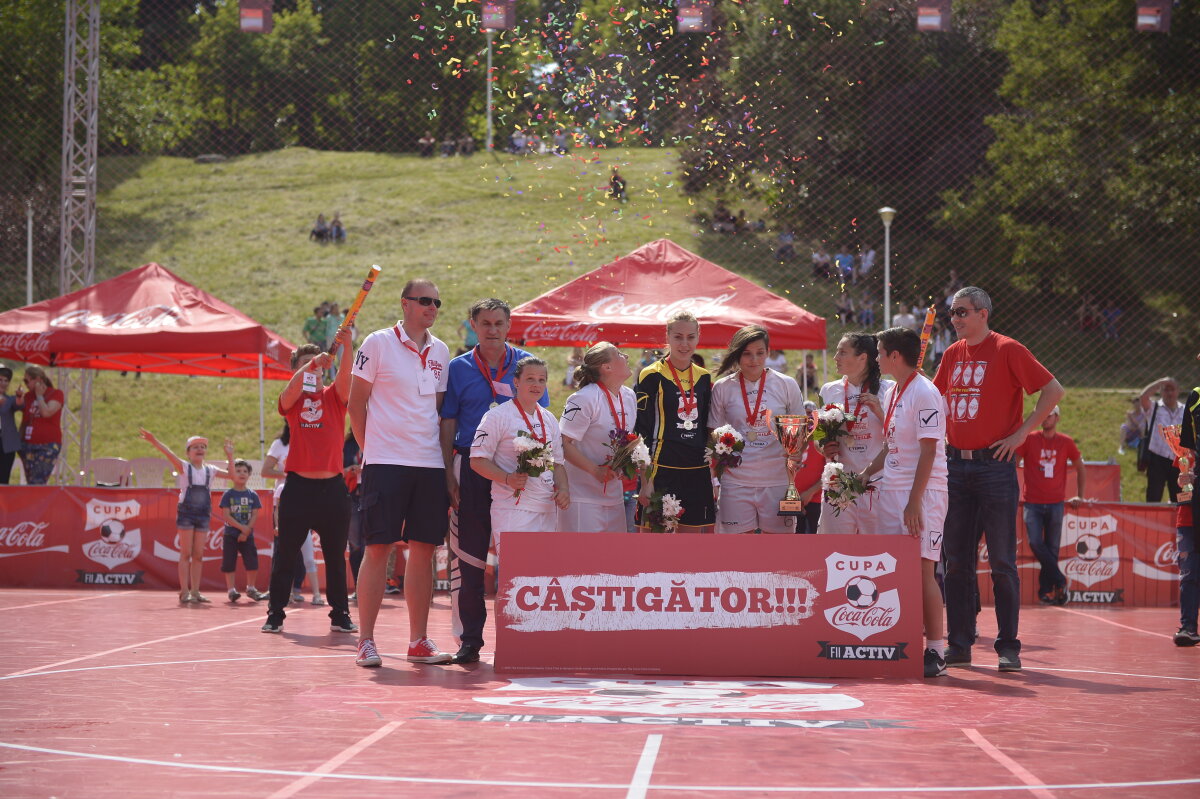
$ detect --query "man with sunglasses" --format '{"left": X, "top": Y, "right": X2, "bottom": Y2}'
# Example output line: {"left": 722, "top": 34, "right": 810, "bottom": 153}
{"left": 932, "top": 286, "right": 1064, "bottom": 673}
{"left": 349, "top": 280, "right": 453, "bottom": 668}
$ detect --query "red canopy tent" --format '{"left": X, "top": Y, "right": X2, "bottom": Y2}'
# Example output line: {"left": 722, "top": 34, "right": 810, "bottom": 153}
{"left": 0, "top": 263, "right": 298, "bottom": 464}
{"left": 508, "top": 239, "right": 827, "bottom": 349}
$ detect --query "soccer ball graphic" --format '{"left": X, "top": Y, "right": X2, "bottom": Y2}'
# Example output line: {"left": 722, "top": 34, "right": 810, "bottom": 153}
{"left": 1075, "top": 534, "right": 1103, "bottom": 561}
{"left": 845, "top": 576, "right": 879, "bottom": 608}
{"left": 99, "top": 519, "right": 126, "bottom": 544}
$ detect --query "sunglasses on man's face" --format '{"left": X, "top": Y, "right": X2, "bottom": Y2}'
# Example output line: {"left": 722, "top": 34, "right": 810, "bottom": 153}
{"left": 405, "top": 295, "right": 442, "bottom": 308}
{"left": 949, "top": 307, "right": 981, "bottom": 318}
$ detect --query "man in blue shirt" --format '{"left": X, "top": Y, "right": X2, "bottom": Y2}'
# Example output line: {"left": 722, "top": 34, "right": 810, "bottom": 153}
{"left": 439, "top": 298, "right": 547, "bottom": 663}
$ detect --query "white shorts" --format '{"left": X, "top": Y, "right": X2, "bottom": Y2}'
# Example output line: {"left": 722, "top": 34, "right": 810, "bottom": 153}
{"left": 874, "top": 489, "right": 947, "bottom": 561}
{"left": 558, "top": 501, "right": 627, "bottom": 533}
{"left": 716, "top": 483, "right": 796, "bottom": 534}
{"left": 817, "top": 491, "right": 881, "bottom": 534}
{"left": 491, "top": 506, "right": 557, "bottom": 557}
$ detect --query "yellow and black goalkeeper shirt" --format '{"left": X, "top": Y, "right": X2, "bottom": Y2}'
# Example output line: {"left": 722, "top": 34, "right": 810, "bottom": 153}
{"left": 634, "top": 359, "right": 713, "bottom": 472}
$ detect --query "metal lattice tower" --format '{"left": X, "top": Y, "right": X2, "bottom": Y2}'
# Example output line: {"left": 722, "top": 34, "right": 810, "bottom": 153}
{"left": 58, "top": 0, "right": 100, "bottom": 484}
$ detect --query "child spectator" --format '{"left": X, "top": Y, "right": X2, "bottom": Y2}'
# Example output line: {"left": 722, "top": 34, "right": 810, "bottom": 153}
{"left": 330, "top": 214, "right": 346, "bottom": 243}
{"left": 418, "top": 131, "right": 436, "bottom": 157}
{"left": 220, "top": 459, "right": 268, "bottom": 602}
{"left": 139, "top": 429, "right": 235, "bottom": 603}
{"left": 310, "top": 214, "right": 329, "bottom": 243}
{"left": 791, "top": 439, "right": 826, "bottom": 534}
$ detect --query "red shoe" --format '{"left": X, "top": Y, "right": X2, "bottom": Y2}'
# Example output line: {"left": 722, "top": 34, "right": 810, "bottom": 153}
{"left": 406, "top": 638, "right": 453, "bottom": 664}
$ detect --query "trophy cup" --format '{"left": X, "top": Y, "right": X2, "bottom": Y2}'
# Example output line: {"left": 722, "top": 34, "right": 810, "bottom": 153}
{"left": 1161, "top": 424, "right": 1194, "bottom": 503}
{"left": 774, "top": 414, "right": 812, "bottom": 517}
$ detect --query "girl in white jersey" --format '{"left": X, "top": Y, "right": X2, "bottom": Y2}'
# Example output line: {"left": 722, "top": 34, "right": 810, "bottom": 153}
{"left": 817, "top": 332, "right": 894, "bottom": 534}
{"left": 558, "top": 343, "right": 638, "bottom": 533}
{"left": 472, "top": 357, "right": 570, "bottom": 553}
{"left": 710, "top": 326, "right": 805, "bottom": 533}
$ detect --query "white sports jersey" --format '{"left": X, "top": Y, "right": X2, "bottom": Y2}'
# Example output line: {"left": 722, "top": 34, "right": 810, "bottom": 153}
{"left": 880, "top": 374, "right": 948, "bottom": 492}
{"left": 559, "top": 383, "right": 637, "bottom": 507}
{"left": 818, "top": 376, "right": 895, "bottom": 475}
{"left": 472, "top": 400, "right": 565, "bottom": 513}
{"left": 709, "top": 369, "right": 805, "bottom": 487}
{"left": 351, "top": 324, "right": 450, "bottom": 469}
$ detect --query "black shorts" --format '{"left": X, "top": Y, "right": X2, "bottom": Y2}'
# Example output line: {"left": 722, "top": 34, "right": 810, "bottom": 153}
{"left": 221, "top": 531, "right": 259, "bottom": 572}
{"left": 361, "top": 464, "right": 449, "bottom": 546}
{"left": 643, "top": 465, "right": 714, "bottom": 527}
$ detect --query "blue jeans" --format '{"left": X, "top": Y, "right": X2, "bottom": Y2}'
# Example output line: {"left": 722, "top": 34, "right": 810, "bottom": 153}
{"left": 944, "top": 457, "right": 1021, "bottom": 655}
{"left": 1179, "top": 525, "right": 1197, "bottom": 632}
{"left": 1024, "top": 502, "right": 1066, "bottom": 597}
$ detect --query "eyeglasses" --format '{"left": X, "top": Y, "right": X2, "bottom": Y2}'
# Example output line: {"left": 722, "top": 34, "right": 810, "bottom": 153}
{"left": 404, "top": 296, "right": 442, "bottom": 308}
{"left": 949, "top": 307, "right": 981, "bottom": 318}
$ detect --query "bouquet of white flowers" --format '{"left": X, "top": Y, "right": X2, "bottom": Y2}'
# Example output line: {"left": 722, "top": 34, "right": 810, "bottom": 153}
{"left": 512, "top": 431, "right": 555, "bottom": 504}
{"left": 645, "top": 492, "right": 685, "bottom": 533}
{"left": 605, "top": 428, "right": 651, "bottom": 480}
{"left": 820, "top": 462, "right": 874, "bottom": 516}
{"left": 811, "top": 404, "right": 854, "bottom": 445}
{"left": 705, "top": 424, "right": 746, "bottom": 479}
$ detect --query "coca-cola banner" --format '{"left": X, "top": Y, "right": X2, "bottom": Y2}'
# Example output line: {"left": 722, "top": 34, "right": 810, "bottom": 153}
{"left": 975, "top": 502, "right": 1179, "bottom": 607}
{"left": 0, "top": 487, "right": 276, "bottom": 589}
{"left": 496, "top": 532, "right": 923, "bottom": 678}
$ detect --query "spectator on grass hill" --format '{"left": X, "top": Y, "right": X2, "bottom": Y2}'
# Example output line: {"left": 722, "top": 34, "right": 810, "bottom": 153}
{"left": 418, "top": 132, "right": 437, "bottom": 158}
{"left": 310, "top": 214, "right": 329, "bottom": 243}
{"left": 458, "top": 134, "right": 476, "bottom": 156}
{"left": 330, "top": 214, "right": 346, "bottom": 243}
{"left": 795, "top": 353, "right": 818, "bottom": 394}
{"left": 858, "top": 244, "right": 876, "bottom": 281}
{"left": 1138, "top": 376, "right": 1185, "bottom": 503}
{"left": 553, "top": 129, "right": 570, "bottom": 154}
{"left": 0, "top": 367, "right": 20, "bottom": 484}
{"left": 17, "top": 366, "right": 64, "bottom": 486}
{"left": 775, "top": 229, "right": 796, "bottom": 261}
{"left": 609, "top": 169, "right": 627, "bottom": 202}
{"left": 441, "top": 134, "right": 457, "bottom": 157}
{"left": 1100, "top": 298, "right": 1122, "bottom": 340}
{"left": 833, "top": 245, "right": 855, "bottom": 284}
{"left": 811, "top": 243, "right": 832, "bottom": 280}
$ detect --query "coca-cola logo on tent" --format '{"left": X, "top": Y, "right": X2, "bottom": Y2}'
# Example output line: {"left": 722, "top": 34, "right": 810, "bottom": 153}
{"left": 50, "top": 305, "right": 183, "bottom": 329}
{"left": 586, "top": 293, "right": 738, "bottom": 321}
{"left": 0, "top": 331, "right": 52, "bottom": 355}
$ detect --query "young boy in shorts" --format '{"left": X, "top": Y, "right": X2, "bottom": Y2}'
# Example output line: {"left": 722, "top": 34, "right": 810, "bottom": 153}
{"left": 220, "top": 459, "right": 268, "bottom": 602}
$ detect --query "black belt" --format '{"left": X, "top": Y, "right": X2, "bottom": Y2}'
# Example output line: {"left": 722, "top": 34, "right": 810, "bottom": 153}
{"left": 946, "top": 444, "right": 998, "bottom": 461}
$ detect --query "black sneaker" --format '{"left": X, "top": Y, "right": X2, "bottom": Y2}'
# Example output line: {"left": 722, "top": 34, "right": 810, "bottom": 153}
{"left": 330, "top": 615, "right": 359, "bottom": 633}
{"left": 923, "top": 648, "right": 947, "bottom": 678}
{"left": 944, "top": 646, "right": 972, "bottom": 667}
{"left": 453, "top": 643, "right": 481, "bottom": 664}
{"left": 1038, "top": 594, "right": 1053, "bottom": 605}
{"left": 1052, "top": 585, "right": 1069, "bottom": 606}
{"left": 261, "top": 617, "right": 284, "bottom": 634}
{"left": 997, "top": 652, "right": 1022, "bottom": 672}
{"left": 1173, "top": 627, "right": 1200, "bottom": 647}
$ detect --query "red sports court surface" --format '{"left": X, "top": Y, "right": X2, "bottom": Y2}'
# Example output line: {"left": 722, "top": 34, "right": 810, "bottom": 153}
{"left": 1, "top": 588, "right": 1197, "bottom": 798}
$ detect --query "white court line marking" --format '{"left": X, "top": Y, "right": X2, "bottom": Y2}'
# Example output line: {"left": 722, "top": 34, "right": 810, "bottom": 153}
{"left": 626, "top": 734, "right": 662, "bottom": 799}
{"left": 266, "top": 721, "right": 404, "bottom": 799}
{"left": 2, "top": 741, "right": 1198, "bottom": 793}
{"left": 0, "top": 592, "right": 129, "bottom": 611}
{"left": 963, "top": 728, "right": 1055, "bottom": 799}
{"left": 1034, "top": 667, "right": 1199, "bottom": 683}
{"left": 1054, "top": 607, "right": 1172, "bottom": 638}
{"left": 3, "top": 608, "right": 304, "bottom": 678}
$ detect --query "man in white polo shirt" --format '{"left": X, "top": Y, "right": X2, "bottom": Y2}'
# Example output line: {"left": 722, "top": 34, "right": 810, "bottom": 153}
{"left": 348, "top": 279, "right": 452, "bottom": 668}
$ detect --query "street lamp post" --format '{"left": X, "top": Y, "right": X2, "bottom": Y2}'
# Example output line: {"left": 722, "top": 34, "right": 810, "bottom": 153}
{"left": 878, "top": 207, "right": 896, "bottom": 329}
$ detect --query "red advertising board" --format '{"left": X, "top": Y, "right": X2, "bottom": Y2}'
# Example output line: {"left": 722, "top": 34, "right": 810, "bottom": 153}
{"left": 975, "top": 501, "right": 1179, "bottom": 607}
{"left": 495, "top": 532, "right": 923, "bottom": 678}
{"left": 0, "top": 487, "right": 276, "bottom": 590}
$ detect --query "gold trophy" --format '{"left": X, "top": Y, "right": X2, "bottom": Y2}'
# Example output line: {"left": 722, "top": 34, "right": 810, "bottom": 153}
{"left": 1161, "top": 425, "right": 1194, "bottom": 503}
{"left": 774, "top": 414, "right": 812, "bottom": 517}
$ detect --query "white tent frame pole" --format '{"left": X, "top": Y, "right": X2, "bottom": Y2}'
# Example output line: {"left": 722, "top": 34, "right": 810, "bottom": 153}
{"left": 258, "top": 354, "right": 265, "bottom": 460}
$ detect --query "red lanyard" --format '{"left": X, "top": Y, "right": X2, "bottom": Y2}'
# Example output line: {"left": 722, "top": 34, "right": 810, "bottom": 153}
{"left": 514, "top": 401, "right": 547, "bottom": 443}
{"left": 883, "top": 371, "right": 919, "bottom": 438}
{"left": 472, "top": 344, "right": 512, "bottom": 404}
{"left": 842, "top": 377, "right": 866, "bottom": 433}
{"left": 666, "top": 359, "right": 697, "bottom": 414}
{"left": 394, "top": 326, "right": 429, "bottom": 369}
{"left": 600, "top": 384, "right": 627, "bottom": 431}
{"left": 740, "top": 370, "right": 767, "bottom": 426}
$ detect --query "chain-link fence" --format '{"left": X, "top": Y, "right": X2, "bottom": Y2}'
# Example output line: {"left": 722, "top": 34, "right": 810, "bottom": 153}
{"left": 3, "top": 0, "right": 1198, "bottom": 390}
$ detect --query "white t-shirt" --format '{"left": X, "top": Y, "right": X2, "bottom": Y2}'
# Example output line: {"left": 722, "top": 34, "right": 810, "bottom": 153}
{"left": 471, "top": 400, "right": 565, "bottom": 513}
{"left": 559, "top": 383, "right": 637, "bottom": 506}
{"left": 351, "top": 324, "right": 450, "bottom": 469}
{"left": 267, "top": 438, "right": 289, "bottom": 500}
{"left": 709, "top": 369, "right": 804, "bottom": 487}
{"left": 764, "top": 353, "right": 788, "bottom": 373}
{"left": 819, "top": 376, "right": 896, "bottom": 474}
{"left": 880, "top": 374, "right": 948, "bottom": 492}
{"left": 175, "top": 462, "right": 217, "bottom": 503}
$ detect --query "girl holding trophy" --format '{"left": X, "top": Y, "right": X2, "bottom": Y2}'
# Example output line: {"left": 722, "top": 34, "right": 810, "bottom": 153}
{"left": 709, "top": 326, "right": 806, "bottom": 533}
{"left": 817, "top": 333, "right": 893, "bottom": 533}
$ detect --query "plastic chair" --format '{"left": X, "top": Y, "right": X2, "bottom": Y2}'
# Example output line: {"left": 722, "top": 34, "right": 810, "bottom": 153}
{"left": 241, "top": 458, "right": 268, "bottom": 490}
{"left": 128, "top": 456, "right": 171, "bottom": 488}
{"left": 86, "top": 457, "right": 131, "bottom": 487}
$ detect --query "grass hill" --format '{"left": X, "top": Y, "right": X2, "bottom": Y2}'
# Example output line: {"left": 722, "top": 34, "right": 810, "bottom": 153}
{"left": 6, "top": 147, "right": 1151, "bottom": 499}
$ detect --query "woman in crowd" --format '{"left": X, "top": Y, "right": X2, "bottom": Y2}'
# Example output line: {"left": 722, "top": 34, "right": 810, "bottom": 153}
{"left": 18, "top": 366, "right": 65, "bottom": 485}
{"left": 471, "top": 357, "right": 569, "bottom": 552}
{"left": 816, "top": 332, "right": 893, "bottom": 534}
{"left": 558, "top": 343, "right": 637, "bottom": 533}
{"left": 709, "top": 325, "right": 806, "bottom": 534}
{"left": 635, "top": 311, "right": 715, "bottom": 533}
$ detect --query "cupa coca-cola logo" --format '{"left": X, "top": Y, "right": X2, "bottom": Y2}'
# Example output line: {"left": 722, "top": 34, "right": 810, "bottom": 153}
{"left": 50, "top": 305, "right": 182, "bottom": 329}
{"left": 0, "top": 521, "right": 50, "bottom": 549}
{"left": 586, "top": 293, "right": 737, "bottom": 321}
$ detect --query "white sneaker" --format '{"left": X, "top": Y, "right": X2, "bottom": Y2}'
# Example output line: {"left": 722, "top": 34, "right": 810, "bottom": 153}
{"left": 227, "top": 588, "right": 241, "bottom": 601}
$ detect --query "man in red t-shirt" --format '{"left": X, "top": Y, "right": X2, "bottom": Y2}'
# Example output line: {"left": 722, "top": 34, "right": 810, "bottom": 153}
{"left": 263, "top": 328, "right": 356, "bottom": 635}
{"left": 932, "top": 287, "right": 1064, "bottom": 673}
{"left": 1015, "top": 406, "right": 1085, "bottom": 606}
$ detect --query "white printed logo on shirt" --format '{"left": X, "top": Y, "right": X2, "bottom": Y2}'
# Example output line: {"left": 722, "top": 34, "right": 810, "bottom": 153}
{"left": 949, "top": 360, "right": 987, "bottom": 421}
{"left": 300, "top": 397, "right": 323, "bottom": 424}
